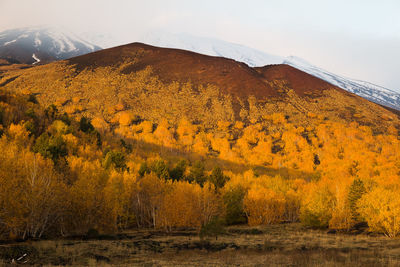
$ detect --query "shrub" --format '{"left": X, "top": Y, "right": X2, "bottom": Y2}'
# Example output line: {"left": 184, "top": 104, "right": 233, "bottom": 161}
{"left": 59, "top": 112, "right": 71, "bottom": 125}
{"left": 119, "top": 112, "right": 134, "bottom": 126}
{"left": 300, "top": 184, "right": 335, "bottom": 228}
{"left": 25, "top": 108, "right": 36, "bottom": 119}
{"left": 23, "top": 120, "right": 36, "bottom": 136}
{"left": 169, "top": 159, "right": 187, "bottom": 181}
{"left": 103, "top": 151, "right": 126, "bottom": 170}
{"left": 45, "top": 104, "right": 58, "bottom": 120}
{"left": 209, "top": 166, "right": 229, "bottom": 189}
{"left": 244, "top": 185, "right": 285, "bottom": 226}
{"left": 33, "top": 133, "right": 67, "bottom": 162}
{"left": 223, "top": 185, "right": 247, "bottom": 225}
{"left": 79, "top": 116, "right": 94, "bottom": 133}
{"left": 199, "top": 217, "right": 225, "bottom": 240}
{"left": 27, "top": 93, "right": 38, "bottom": 104}
{"left": 358, "top": 187, "right": 400, "bottom": 237}
{"left": 348, "top": 178, "right": 366, "bottom": 222}
{"left": 138, "top": 162, "right": 150, "bottom": 177}
{"left": 150, "top": 160, "right": 170, "bottom": 179}
{"left": 188, "top": 161, "right": 207, "bottom": 186}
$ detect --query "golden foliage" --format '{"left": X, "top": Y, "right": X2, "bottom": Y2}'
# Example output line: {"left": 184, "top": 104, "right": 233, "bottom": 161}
{"left": 2, "top": 82, "right": 400, "bottom": 239}
{"left": 153, "top": 119, "right": 176, "bottom": 148}
{"left": 300, "top": 181, "right": 336, "bottom": 228}
{"left": 91, "top": 117, "right": 109, "bottom": 133}
{"left": 244, "top": 184, "right": 285, "bottom": 226}
{"left": 8, "top": 123, "right": 30, "bottom": 146}
{"left": 0, "top": 138, "right": 65, "bottom": 238}
{"left": 158, "top": 181, "right": 203, "bottom": 230}
{"left": 119, "top": 112, "right": 134, "bottom": 126}
{"left": 358, "top": 187, "right": 400, "bottom": 237}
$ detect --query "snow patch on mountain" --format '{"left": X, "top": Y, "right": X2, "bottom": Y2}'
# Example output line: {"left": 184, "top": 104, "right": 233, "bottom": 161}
{"left": 44, "top": 27, "right": 95, "bottom": 53}
{"left": 0, "top": 26, "right": 101, "bottom": 64}
{"left": 138, "top": 31, "right": 284, "bottom": 66}
{"left": 4, "top": 39, "right": 16, "bottom": 46}
{"left": 283, "top": 56, "right": 400, "bottom": 109}
{"left": 32, "top": 53, "right": 40, "bottom": 64}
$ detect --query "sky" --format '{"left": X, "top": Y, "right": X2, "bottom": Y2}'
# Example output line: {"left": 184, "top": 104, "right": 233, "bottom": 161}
{"left": 0, "top": 0, "right": 399, "bottom": 90}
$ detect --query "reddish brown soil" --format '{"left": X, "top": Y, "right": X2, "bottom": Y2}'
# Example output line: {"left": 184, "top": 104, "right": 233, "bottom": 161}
{"left": 67, "top": 43, "right": 340, "bottom": 100}
{"left": 255, "top": 64, "right": 341, "bottom": 96}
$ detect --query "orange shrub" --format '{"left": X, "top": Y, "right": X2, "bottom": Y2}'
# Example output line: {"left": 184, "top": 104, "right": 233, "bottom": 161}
{"left": 244, "top": 184, "right": 285, "bottom": 225}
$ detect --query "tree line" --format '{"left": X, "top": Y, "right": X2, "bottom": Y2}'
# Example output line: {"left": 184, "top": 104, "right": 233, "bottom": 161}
{"left": 0, "top": 90, "right": 400, "bottom": 240}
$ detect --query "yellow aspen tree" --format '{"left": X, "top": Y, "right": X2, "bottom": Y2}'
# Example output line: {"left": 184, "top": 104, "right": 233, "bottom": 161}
{"left": 300, "top": 181, "right": 335, "bottom": 228}
{"left": 177, "top": 117, "right": 197, "bottom": 147}
{"left": 199, "top": 182, "right": 223, "bottom": 226}
{"left": 244, "top": 183, "right": 285, "bottom": 226}
{"left": 136, "top": 173, "right": 170, "bottom": 228}
{"left": 153, "top": 119, "right": 176, "bottom": 148}
{"left": 158, "top": 181, "right": 202, "bottom": 230}
{"left": 358, "top": 187, "right": 400, "bottom": 237}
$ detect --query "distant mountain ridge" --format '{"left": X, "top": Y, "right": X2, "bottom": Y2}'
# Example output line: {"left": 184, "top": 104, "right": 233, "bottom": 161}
{"left": 1, "top": 27, "right": 398, "bottom": 110}
{"left": 129, "top": 31, "right": 400, "bottom": 110}
{"left": 283, "top": 56, "right": 400, "bottom": 110}
{"left": 138, "top": 31, "right": 284, "bottom": 67}
{"left": 0, "top": 26, "right": 101, "bottom": 64}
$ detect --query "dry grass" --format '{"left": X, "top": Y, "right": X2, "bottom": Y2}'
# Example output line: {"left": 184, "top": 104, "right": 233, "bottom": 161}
{"left": 0, "top": 224, "right": 399, "bottom": 266}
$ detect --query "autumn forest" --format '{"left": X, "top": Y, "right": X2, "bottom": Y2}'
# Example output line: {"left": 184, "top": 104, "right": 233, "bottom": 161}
{"left": 1, "top": 0, "right": 400, "bottom": 263}
{"left": 1, "top": 68, "right": 400, "bottom": 242}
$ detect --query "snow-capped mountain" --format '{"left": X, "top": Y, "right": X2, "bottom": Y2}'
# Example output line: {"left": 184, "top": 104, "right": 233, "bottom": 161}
{"left": 125, "top": 31, "right": 400, "bottom": 110}
{"left": 283, "top": 56, "right": 400, "bottom": 110}
{"left": 4, "top": 27, "right": 399, "bottom": 110}
{"left": 0, "top": 26, "right": 101, "bottom": 64}
{"left": 138, "top": 31, "right": 284, "bottom": 67}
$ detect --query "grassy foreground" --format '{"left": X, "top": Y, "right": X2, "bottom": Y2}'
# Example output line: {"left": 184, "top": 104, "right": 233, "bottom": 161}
{"left": 0, "top": 224, "right": 399, "bottom": 266}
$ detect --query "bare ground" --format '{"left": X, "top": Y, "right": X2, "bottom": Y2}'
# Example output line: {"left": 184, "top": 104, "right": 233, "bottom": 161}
{"left": 1, "top": 224, "right": 399, "bottom": 266}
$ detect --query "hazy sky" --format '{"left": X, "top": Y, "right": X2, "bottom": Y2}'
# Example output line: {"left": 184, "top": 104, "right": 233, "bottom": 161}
{"left": 1, "top": 0, "right": 399, "bottom": 90}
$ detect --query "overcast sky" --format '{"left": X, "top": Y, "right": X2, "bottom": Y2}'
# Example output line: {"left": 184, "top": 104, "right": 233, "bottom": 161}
{"left": 1, "top": 0, "right": 399, "bottom": 90}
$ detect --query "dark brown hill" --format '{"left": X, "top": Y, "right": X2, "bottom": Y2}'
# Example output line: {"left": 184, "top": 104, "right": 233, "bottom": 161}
{"left": 255, "top": 64, "right": 344, "bottom": 97}
{"left": 68, "top": 43, "right": 282, "bottom": 99}
{"left": 67, "top": 43, "right": 344, "bottom": 100}
{"left": 0, "top": 42, "right": 399, "bottom": 132}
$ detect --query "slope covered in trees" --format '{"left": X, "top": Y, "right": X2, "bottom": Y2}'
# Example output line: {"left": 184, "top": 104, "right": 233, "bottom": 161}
{"left": 0, "top": 42, "right": 398, "bottom": 133}
{"left": 0, "top": 87, "right": 399, "bottom": 239}
{"left": 0, "top": 44, "right": 400, "bottom": 239}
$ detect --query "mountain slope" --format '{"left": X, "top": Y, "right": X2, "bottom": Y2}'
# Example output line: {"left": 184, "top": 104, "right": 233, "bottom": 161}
{"left": 0, "top": 26, "right": 101, "bottom": 64}
{"left": 283, "top": 56, "right": 400, "bottom": 110}
{"left": 68, "top": 42, "right": 281, "bottom": 100}
{"left": 138, "top": 31, "right": 284, "bottom": 67}
{"left": 0, "top": 42, "right": 398, "bottom": 133}
{"left": 131, "top": 31, "right": 400, "bottom": 110}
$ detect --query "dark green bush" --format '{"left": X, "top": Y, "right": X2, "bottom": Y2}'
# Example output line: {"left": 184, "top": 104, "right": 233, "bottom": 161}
{"left": 33, "top": 133, "right": 67, "bottom": 162}
{"left": 103, "top": 151, "right": 126, "bottom": 170}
